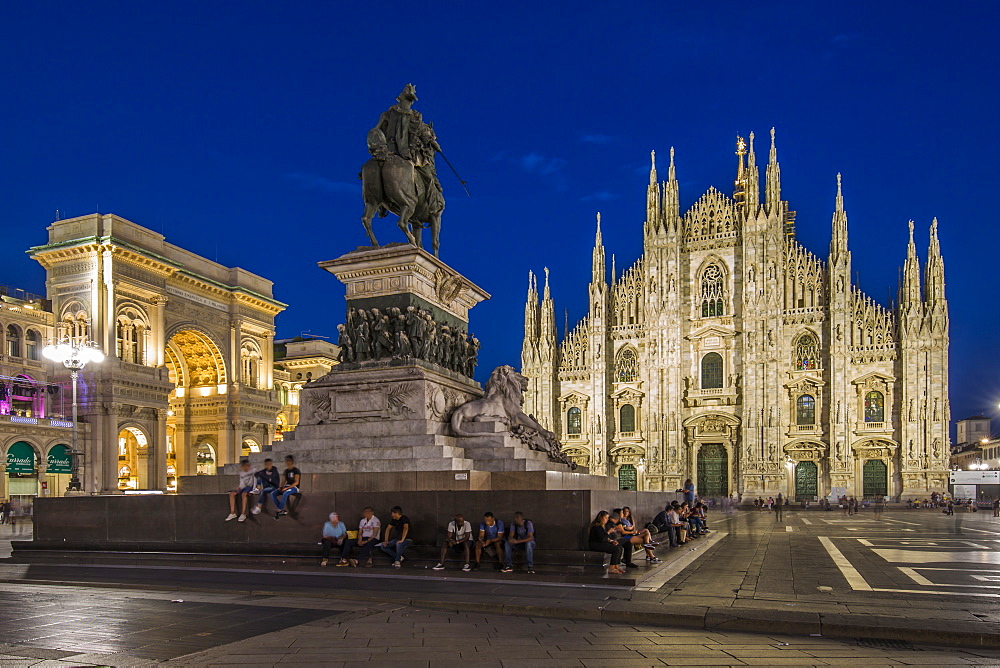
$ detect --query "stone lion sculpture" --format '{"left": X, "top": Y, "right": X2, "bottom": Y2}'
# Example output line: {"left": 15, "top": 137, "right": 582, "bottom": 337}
{"left": 450, "top": 365, "right": 576, "bottom": 468}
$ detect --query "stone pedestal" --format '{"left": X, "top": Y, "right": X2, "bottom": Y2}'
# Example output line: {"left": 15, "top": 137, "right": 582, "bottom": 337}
{"left": 318, "top": 243, "right": 490, "bottom": 328}
{"left": 260, "top": 243, "right": 582, "bottom": 485}
{"left": 289, "top": 360, "right": 481, "bottom": 472}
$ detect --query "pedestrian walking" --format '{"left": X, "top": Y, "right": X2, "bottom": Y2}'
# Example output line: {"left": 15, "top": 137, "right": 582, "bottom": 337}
{"left": 774, "top": 493, "right": 784, "bottom": 521}
{"left": 874, "top": 496, "right": 885, "bottom": 520}
{"left": 992, "top": 498, "right": 999, "bottom": 518}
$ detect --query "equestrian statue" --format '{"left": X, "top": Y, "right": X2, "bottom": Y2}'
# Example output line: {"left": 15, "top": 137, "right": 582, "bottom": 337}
{"left": 361, "top": 84, "right": 454, "bottom": 258}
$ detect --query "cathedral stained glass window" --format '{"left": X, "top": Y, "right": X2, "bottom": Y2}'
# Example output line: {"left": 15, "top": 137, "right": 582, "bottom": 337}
{"left": 616, "top": 348, "right": 638, "bottom": 383}
{"left": 794, "top": 334, "right": 819, "bottom": 370}
{"left": 700, "top": 264, "right": 725, "bottom": 317}
{"left": 701, "top": 352, "right": 723, "bottom": 389}
{"left": 619, "top": 404, "right": 636, "bottom": 433}
{"left": 796, "top": 394, "right": 815, "bottom": 425}
{"left": 567, "top": 406, "right": 582, "bottom": 435}
{"left": 864, "top": 390, "right": 885, "bottom": 422}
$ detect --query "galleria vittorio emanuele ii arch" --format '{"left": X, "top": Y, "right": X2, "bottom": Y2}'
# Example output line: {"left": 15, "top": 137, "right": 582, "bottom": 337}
{"left": 30, "top": 213, "right": 285, "bottom": 492}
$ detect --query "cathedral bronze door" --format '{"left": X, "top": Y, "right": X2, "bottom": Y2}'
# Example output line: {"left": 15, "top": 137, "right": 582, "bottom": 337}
{"left": 795, "top": 461, "right": 818, "bottom": 500}
{"left": 697, "top": 444, "right": 728, "bottom": 498}
{"left": 618, "top": 464, "right": 637, "bottom": 491}
{"left": 862, "top": 459, "right": 888, "bottom": 498}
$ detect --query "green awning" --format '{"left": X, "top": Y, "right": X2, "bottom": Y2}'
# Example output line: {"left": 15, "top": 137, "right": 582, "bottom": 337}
{"left": 6, "top": 442, "right": 36, "bottom": 475}
{"left": 46, "top": 444, "right": 72, "bottom": 474}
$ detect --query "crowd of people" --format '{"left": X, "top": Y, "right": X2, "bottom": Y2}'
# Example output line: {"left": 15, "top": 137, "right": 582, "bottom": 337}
{"left": 223, "top": 456, "right": 302, "bottom": 522}
{"left": 220, "top": 463, "right": 718, "bottom": 576}
{"left": 318, "top": 507, "right": 538, "bottom": 573}
{"left": 588, "top": 501, "right": 711, "bottom": 574}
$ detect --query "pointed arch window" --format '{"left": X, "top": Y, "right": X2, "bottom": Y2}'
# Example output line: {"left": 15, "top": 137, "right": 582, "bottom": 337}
{"left": 701, "top": 352, "right": 723, "bottom": 389}
{"left": 796, "top": 394, "right": 816, "bottom": 425}
{"left": 794, "top": 333, "right": 819, "bottom": 370}
{"left": 700, "top": 263, "right": 726, "bottom": 317}
{"left": 864, "top": 391, "right": 884, "bottom": 423}
{"left": 615, "top": 348, "right": 638, "bottom": 383}
{"left": 567, "top": 406, "right": 582, "bottom": 435}
{"left": 619, "top": 404, "right": 636, "bottom": 433}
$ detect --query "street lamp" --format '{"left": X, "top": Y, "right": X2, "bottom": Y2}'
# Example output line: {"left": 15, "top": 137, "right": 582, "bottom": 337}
{"left": 42, "top": 338, "right": 104, "bottom": 491}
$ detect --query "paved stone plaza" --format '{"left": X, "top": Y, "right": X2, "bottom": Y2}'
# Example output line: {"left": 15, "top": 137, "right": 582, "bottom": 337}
{"left": 0, "top": 583, "right": 993, "bottom": 666}
{"left": 4, "top": 508, "right": 1000, "bottom": 665}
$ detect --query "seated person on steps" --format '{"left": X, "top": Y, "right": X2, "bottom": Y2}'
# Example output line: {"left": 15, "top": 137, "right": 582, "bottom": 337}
{"left": 252, "top": 458, "right": 280, "bottom": 515}
{"left": 272, "top": 455, "right": 301, "bottom": 519}
{"left": 338, "top": 507, "right": 381, "bottom": 567}
{"left": 320, "top": 512, "right": 347, "bottom": 567}
{"left": 615, "top": 507, "right": 661, "bottom": 564}
{"left": 225, "top": 460, "right": 256, "bottom": 522}
{"left": 379, "top": 506, "right": 413, "bottom": 567}
{"left": 502, "top": 511, "right": 536, "bottom": 574}
{"left": 434, "top": 512, "right": 473, "bottom": 571}
{"left": 474, "top": 511, "right": 505, "bottom": 571}
{"left": 588, "top": 511, "right": 626, "bottom": 575}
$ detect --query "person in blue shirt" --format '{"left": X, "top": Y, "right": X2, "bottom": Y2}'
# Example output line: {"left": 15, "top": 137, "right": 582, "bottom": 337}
{"left": 320, "top": 512, "right": 347, "bottom": 566}
{"left": 474, "top": 511, "right": 505, "bottom": 570}
{"left": 502, "top": 511, "right": 536, "bottom": 574}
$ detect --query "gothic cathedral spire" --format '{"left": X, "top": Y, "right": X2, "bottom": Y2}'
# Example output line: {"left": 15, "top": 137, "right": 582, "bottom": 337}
{"left": 829, "top": 173, "right": 849, "bottom": 266}
{"left": 664, "top": 147, "right": 679, "bottom": 233}
{"left": 766, "top": 127, "right": 782, "bottom": 216}
{"left": 925, "top": 218, "right": 946, "bottom": 305}
{"left": 592, "top": 213, "right": 606, "bottom": 284}
{"left": 745, "top": 131, "right": 760, "bottom": 209}
{"left": 901, "top": 220, "right": 922, "bottom": 305}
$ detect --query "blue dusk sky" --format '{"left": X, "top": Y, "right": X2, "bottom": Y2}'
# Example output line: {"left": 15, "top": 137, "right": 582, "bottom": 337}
{"left": 0, "top": 2, "right": 997, "bottom": 431}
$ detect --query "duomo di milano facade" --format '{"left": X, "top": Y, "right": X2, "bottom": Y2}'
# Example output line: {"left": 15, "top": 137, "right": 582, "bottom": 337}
{"left": 523, "top": 130, "right": 950, "bottom": 500}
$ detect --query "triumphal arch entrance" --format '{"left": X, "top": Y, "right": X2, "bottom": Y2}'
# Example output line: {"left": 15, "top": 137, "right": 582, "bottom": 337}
{"left": 30, "top": 214, "right": 285, "bottom": 492}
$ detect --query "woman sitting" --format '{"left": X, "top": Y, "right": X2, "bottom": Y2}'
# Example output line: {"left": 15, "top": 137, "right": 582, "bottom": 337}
{"left": 588, "top": 511, "right": 626, "bottom": 574}
{"left": 613, "top": 508, "right": 661, "bottom": 564}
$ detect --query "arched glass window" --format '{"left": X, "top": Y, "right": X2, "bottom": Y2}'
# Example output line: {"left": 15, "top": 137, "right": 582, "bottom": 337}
{"left": 796, "top": 394, "right": 815, "bottom": 425}
{"left": 616, "top": 348, "right": 638, "bottom": 383}
{"left": 6, "top": 325, "right": 21, "bottom": 357}
{"left": 701, "top": 352, "right": 723, "bottom": 389}
{"left": 700, "top": 264, "right": 725, "bottom": 317}
{"left": 794, "top": 334, "right": 819, "bottom": 370}
{"left": 864, "top": 391, "right": 884, "bottom": 422}
{"left": 567, "top": 406, "right": 582, "bottom": 435}
{"left": 619, "top": 404, "right": 636, "bottom": 433}
{"left": 25, "top": 330, "right": 39, "bottom": 361}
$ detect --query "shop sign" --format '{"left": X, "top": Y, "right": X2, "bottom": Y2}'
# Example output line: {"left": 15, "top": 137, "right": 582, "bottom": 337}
{"left": 46, "top": 444, "right": 72, "bottom": 474}
{"left": 6, "top": 442, "right": 36, "bottom": 475}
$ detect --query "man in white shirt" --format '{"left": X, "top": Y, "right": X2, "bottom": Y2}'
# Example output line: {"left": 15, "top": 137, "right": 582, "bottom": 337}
{"left": 433, "top": 513, "right": 473, "bottom": 571}
{"left": 338, "top": 507, "right": 381, "bottom": 567}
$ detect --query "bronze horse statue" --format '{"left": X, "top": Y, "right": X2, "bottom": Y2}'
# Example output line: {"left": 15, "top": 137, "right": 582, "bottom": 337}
{"left": 361, "top": 134, "right": 444, "bottom": 257}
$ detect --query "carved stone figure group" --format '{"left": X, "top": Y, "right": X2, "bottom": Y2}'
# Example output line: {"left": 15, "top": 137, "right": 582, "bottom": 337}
{"left": 337, "top": 306, "right": 479, "bottom": 377}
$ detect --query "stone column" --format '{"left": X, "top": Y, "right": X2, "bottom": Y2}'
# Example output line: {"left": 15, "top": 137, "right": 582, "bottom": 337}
{"left": 152, "top": 408, "right": 169, "bottom": 490}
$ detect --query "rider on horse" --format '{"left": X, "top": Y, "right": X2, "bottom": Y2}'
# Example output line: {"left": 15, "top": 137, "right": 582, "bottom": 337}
{"left": 367, "top": 84, "right": 444, "bottom": 217}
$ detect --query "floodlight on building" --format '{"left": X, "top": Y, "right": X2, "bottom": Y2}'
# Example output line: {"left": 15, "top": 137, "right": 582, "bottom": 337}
{"left": 42, "top": 337, "right": 104, "bottom": 492}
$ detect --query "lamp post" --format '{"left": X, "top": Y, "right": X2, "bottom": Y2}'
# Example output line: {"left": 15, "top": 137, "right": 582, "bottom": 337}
{"left": 42, "top": 338, "right": 104, "bottom": 491}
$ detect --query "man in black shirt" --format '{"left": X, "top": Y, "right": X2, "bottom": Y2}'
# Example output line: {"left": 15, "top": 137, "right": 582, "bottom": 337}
{"left": 252, "top": 458, "right": 281, "bottom": 515}
{"left": 379, "top": 506, "right": 413, "bottom": 567}
{"left": 272, "top": 455, "right": 301, "bottom": 519}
